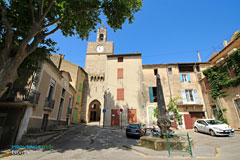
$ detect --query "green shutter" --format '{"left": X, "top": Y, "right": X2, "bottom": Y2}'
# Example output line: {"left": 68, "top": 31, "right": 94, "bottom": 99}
{"left": 149, "top": 87, "right": 154, "bottom": 103}
{"left": 73, "top": 109, "right": 78, "bottom": 123}
{"left": 78, "top": 82, "right": 82, "bottom": 91}
{"left": 76, "top": 95, "right": 80, "bottom": 104}
{"left": 81, "top": 71, "right": 84, "bottom": 77}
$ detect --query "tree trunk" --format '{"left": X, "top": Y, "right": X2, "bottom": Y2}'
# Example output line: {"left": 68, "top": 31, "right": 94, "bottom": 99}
{"left": 0, "top": 55, "right": 24, "bottom": 98}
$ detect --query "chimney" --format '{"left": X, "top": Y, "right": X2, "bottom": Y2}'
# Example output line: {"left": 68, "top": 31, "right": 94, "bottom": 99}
{"left": 197, "top": 51, "right": 202, "bottom": 62}
{"left": 58, "top": 54, "right": 65, "bottom": 69}
{"left": 223, "top": 40, "right": 228, "bottom": 47}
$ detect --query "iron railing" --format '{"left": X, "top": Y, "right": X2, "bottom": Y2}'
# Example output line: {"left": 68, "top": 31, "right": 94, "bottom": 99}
{"left": 44, "top": 97, "right": 55, "bottom": 110}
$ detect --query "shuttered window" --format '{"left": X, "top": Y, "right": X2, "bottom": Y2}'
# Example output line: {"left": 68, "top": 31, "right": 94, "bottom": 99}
{"left": 117, "top": 88, "right": 124, "bottom": 100}
{"left": 179, "top": 74, "right": 191, "bottom": 82}
{"left": 78, "top": 82, "right": 82, "bottom": 91}
{"left": 76, "top": 95, "right": 80, "bottom": 104}
{"left": 181, "top": 88, "right": 200, "bottom": 104}
{"left": 117, "top": 68, "right": 123, "bottom": 79}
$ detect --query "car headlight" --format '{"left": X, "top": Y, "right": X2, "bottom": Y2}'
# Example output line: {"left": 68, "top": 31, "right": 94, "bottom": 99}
{"left": 213, "top": 127, "right": 223, "bottom": 131}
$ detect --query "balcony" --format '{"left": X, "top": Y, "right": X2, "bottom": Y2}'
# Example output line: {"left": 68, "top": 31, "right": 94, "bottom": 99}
{"left": 44, "top": 97, "right": 55, "bottom": 110}
{"left": 1, "top": 88, "right": 40, "bottom": 104}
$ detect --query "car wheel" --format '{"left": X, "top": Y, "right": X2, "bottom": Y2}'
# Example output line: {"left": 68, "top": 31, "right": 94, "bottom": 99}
{"left": 194, "top": 127, "right": 198, "bottom": 132}
{"left": 210, "top": 130, "right": 215, "bottom": 136}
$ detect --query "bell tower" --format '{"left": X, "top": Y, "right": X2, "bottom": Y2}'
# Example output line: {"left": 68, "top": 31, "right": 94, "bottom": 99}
{"left": 96, "top": 24, "right": 107, "bottom": 42}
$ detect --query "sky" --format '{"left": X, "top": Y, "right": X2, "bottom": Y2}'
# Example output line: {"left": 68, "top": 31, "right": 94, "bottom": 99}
{"left": 49, "top": 0, "right": 240, "bottom": 68}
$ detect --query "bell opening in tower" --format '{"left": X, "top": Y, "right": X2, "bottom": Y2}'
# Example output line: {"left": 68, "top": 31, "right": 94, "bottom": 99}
{"left": 100, "top": 34, "right": 104, "bottom": 41}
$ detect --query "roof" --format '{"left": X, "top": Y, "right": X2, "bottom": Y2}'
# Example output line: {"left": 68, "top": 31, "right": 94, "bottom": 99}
{"left": 142, "top": 62, "right": 209, "bottom": 68}
{"left": 209, "top": 34, "right": 240, "bottom": 62}
{"left": 107, "top": 53, "right": 142, "bottom": 57}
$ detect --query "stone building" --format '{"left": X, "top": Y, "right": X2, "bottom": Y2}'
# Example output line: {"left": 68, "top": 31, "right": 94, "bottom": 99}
{"left": 50, "top": 54, "right": 87, "bottom": 123}
{"left": 200, "top": 31, "right": 240, "bottom": 129}
{"left": 142, "top": 62, "right": 210, "bottom": 129}
{"left": 0, "top": 59, "right": 75, "bottom": 149}
{"left": 81, "top": 25, "right": 145, "bottom": 126}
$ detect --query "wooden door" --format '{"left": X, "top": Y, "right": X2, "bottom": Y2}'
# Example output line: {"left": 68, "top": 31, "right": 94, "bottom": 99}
{"left": 111, "top": 109, "right": 120, "bottom": 126}
{"left": 184, "top": 114, "right": 193, "bottom": 129}
{"left": 190, "top": 112, "right": 205, "bottom": 128}
{"left": 128, "top": 109, "right": 137, "bottom": 123}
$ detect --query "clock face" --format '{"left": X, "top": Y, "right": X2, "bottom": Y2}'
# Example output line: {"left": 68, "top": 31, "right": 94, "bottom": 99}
{"left": 97, "top": 46, "right": 104, "bottom": 52}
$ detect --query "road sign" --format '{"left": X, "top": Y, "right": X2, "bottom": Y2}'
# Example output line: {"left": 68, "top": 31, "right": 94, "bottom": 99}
{"left": 120, "top": 109, "right": 123, "bottom": 112}
{"left": 103, "top": 109, "right": 106, "bottom": 113}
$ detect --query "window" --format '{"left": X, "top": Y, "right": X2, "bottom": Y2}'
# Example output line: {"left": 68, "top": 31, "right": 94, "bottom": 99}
{"left": 181, "top": 89, "right": 200, "bottom": 104}
{"left": 118, "top": 57, "right": 123, "bottom": 62}
{"left": 78, "top": 82, "right": 83, "bottom": 91}
{"left": 68, "top": 96, "right": 72, "bottom": 109}
{"left": 61, "top": 88, "right": 66, "bottom": 97}
{"left": 76, "top": 95, "right": 80, "bottom": 104}
{"left": 149, "top": 87, "right": 157, "bottom": 102}
{"left": 47, "top": 79, "right": 56, "bottom": 100}
{"left": 179, "top": 74, "right": 191, "bottom": 82}
{"left": 117, "top": 68, "right": 123, "bottom": 79}
{"left": 196, "top": 65, "right": 200, "bottom": 72}
{"left": 100, "top": 34, "right": 104, "bottom": 41}
{"left": 117, "top": 88, "right": 124, "bottom": 100}
{"left": 185, "top": 89, "right": 194, "bottom": 102}
{"left": 168, "top": 67, "right": 172, "bottom": 74}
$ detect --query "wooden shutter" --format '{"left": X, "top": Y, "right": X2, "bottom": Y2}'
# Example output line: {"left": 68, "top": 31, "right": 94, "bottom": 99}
{"left": 117, "top": 88, "right": 124, "bottom": 100}
{"left": 187, "top": 74, "right": 191, "bottom": 82}
{"left": 149, "top": 87, "right": 154, "bottom": 102}
{"left": 181, "top": 89, "right": 187, "bottom": 104}
{"left": 117, "top": 68, "right": 123, "bottom": 79}
{"left": 179, "top": 74, "right": 183, "bottom": 82}
{"left": 76, "top": 95, "right": 80, "bottom": 104}
{"left": 193, "top": 88, "right": 201, "bottom": 104}
{"left": 78, "top": 82, "right": 82, "bottom": 91}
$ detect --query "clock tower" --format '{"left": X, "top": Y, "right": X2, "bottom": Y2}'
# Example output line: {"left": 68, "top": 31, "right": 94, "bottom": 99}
{"left": 83, "top": 24, "right": 113, "bottom": 123}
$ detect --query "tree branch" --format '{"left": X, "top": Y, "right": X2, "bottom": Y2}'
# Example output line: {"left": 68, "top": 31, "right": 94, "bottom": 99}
{"left": 0, "top": 6, "right": 13, "bottom": 49}
{"left": 26, "top": 33, "right": 45, "bottom": 55}
{"left": 29, "top": 0, "right": 35, "bottom": 24}
{"left": 39, "top": 0, "right": 55, "bottom": 24}
{"left": 38, "top": 0, "right": 44, "bottom": 19}
{"left": 42, "top": 17, "right": 61, "bottom": 29}
{"left": 44, "top": 23, "right": 62, "bottom": 37}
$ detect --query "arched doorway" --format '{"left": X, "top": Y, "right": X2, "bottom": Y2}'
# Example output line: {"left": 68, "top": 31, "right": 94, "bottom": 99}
{"left": 88, "top": 100, "right": 101, "bottom": 122}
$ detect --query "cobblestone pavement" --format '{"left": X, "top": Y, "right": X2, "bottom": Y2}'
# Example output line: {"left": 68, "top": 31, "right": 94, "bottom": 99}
{"left": 2, "top": 124, "right": 240, "bottom": 160}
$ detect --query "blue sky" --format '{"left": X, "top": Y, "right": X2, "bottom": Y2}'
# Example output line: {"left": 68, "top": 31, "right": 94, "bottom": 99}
{"left": 50, "top": 0, "right": 240, "bottom": 68}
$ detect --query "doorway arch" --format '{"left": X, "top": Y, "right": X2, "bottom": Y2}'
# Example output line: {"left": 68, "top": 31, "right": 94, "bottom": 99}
{"left": 88, "top": 100, "right": 101, "bottom": 122}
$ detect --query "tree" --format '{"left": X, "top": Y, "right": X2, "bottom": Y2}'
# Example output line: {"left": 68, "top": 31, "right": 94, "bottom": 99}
{"left": 0, "top": 0, "right": 143, "bottom": 97}
{"left": 154, "top": 97, "right": 182, "bottom": 123}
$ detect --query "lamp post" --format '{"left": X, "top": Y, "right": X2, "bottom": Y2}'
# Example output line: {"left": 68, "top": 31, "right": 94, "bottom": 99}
{"left": 154, "top": 69, "right": 171, "bottom": 138}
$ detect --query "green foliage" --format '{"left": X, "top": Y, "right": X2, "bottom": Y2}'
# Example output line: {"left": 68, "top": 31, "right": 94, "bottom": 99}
{"left": 203, "top": 48, "right": 240, "bottom": 99}
{"left": 167, "top": 97, "right": 182, "bottom": 122}
{"left": 217, "top": 108, "right": 228, "bottom": 124}
{"left": 153, "top": 97, "right": 182, "bottom": 122}
{"left": 233, "top": 31, "right": 240, "bottom": 40}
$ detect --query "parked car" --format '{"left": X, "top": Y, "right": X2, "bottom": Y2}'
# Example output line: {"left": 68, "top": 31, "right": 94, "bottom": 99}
{"left": 194, "top": 119, "right": 234, "bottom": 136}
{"left": 126, "top": 123, "right": 144, "bottom": 138}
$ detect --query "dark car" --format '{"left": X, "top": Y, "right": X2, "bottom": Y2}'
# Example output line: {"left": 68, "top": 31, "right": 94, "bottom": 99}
{"left": 126, "top": 123, "right": 143, "bottom": 138}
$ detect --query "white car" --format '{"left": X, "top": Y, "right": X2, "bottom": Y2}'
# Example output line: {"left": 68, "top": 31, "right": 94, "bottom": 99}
{"left": 194, "top": 119, "right": 234, "bottom": 136}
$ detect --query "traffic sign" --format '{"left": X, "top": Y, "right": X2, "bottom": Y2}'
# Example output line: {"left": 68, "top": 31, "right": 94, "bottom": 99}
{"left": 103, "top": 109, "right": 106, "bottom": 113}
{"left": 120, "top": 109, "right": 123, "bottom": 112}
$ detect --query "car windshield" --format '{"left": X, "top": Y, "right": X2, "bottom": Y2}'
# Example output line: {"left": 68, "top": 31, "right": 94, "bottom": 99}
{"left": 206, "top": 120, "right": 223, "bottom": 125}
{"left": 128, "top": 124, "right": 140, "bottom": 129}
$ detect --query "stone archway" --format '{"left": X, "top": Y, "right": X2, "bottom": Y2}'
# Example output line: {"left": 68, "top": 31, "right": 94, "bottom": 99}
{"left": 88, "top": 100, "right": 101, "bottom": 122}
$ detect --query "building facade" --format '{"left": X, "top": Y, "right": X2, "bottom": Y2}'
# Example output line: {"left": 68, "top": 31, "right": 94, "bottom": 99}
{"left": 82, "top": 25, "right": 145, "bottom": 126}
{"left": 201, "top": 31, "right": 240, "bottom": 129}
{"left": 142, "top": 63, "right": 210, "bottom": 129}
{"left": 50, "top": 54, "right": 87, "bottom": 123}
{"left": 0, "top": 60, "right": 75, "bottom": 149}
